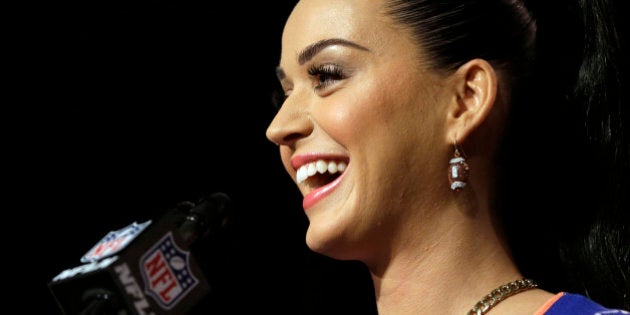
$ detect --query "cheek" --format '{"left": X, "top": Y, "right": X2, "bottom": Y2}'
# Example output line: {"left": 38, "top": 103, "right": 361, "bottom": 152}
{"left": 315, "top": 82, "right": 392, "bottom": 141}
{"left": 313, "top": 66, "right": 439, "bottom": 146}
{"left": 319, "top": 107, "right": 363, "bottom": 139}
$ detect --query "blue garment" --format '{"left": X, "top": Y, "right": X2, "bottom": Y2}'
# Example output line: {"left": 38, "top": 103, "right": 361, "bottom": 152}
{"left": 544, "top": 293, "right": 629, "bottom": 315}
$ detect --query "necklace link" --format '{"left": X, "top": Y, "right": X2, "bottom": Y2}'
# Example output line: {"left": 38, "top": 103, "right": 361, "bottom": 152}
{"left": 468, "top": 278, "right": 538, "bottom": 315}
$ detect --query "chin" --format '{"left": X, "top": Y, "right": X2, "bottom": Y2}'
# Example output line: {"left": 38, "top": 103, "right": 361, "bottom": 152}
{"left": 305, "top": 227, "right": 358, "bottom": 261}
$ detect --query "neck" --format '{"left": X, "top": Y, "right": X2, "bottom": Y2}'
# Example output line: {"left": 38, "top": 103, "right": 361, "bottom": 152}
{"left": 368, "top": 202, "right": 522, "bottom": 315}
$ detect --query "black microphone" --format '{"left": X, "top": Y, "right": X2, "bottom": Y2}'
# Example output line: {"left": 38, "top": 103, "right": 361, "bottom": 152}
{"left": 48, "top": 192, "right": 231, "bottom": 315}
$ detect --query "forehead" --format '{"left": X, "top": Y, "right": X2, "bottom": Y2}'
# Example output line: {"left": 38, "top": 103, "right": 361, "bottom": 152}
{"left": 281, "top": 0, "right": 394, "bottom": 60}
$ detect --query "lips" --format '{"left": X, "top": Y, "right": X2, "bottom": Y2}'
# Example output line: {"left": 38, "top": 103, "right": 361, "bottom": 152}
{"left": 302, "top": 170, "right": 346, "bottom": 209}
{"left": 291, "top": 154, "right": 349, "bottom": 210}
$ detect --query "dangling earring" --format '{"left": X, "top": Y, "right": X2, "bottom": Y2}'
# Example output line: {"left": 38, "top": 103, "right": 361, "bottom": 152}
{"left": 448, "top": 140, "right": 469, "bottom": 192}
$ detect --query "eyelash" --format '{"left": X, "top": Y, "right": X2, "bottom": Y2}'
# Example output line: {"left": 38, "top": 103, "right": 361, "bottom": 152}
{"left": 307, "top": 64, "right": 345, "bottom": 90}
{"left": 271, "top": 64, "right": 346, "bottom": 110}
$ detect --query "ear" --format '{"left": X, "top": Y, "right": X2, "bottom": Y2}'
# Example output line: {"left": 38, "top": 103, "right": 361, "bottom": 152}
{"left": 446, "top": 59, "right": 497, "bottom": 143}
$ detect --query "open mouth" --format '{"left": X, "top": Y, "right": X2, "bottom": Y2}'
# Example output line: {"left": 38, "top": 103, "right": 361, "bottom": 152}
{"left": 296, "top": 159, "right": 348, "bottom": 189}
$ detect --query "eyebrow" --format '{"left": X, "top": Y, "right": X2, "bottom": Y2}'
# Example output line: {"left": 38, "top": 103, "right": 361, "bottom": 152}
{"left": 298, "top": 38, "right": 369, "bottom": 65}
{"left": 276, "top": 38, "right": 369, "bottom": 82}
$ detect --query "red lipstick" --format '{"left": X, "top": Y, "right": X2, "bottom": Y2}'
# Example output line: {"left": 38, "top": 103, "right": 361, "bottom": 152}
{"left": 302, "top": 170, "right": 346, "bottom": 210}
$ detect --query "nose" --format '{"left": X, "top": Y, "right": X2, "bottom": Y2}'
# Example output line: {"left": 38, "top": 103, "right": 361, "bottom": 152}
{"left": 265, "top": 94, "right": 313, "bottom": 146}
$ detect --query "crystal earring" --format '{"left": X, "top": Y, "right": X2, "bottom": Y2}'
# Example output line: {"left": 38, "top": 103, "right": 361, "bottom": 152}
{"left": 448, "top": 141, "right": 469, "bottom": 192}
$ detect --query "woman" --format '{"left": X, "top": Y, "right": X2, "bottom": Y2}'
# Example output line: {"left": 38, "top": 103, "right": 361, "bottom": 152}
{"left": 266, "top": 0, "right": 629, "bottom": 314}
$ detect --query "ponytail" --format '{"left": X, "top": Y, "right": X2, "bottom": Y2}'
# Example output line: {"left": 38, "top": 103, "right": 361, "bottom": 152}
{"left": 567, "top": 0, "right": 629, "bottom": 309}
{"left": 522, "top": 0, "right": 629, "bottom": 309}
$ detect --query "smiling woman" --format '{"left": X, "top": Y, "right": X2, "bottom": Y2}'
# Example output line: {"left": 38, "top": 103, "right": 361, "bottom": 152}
{"left": 266, "top": 0, "right": 629, "bottom": 314}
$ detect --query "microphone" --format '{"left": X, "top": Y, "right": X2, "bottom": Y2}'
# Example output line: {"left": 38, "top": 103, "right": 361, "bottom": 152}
{"left": 48, "top": 192, "right": 231, "bottom": 315}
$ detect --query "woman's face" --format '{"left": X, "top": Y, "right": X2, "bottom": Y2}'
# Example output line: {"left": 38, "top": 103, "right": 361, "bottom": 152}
{"left": 266, "top": 0, "right": 451, "bottom": 262}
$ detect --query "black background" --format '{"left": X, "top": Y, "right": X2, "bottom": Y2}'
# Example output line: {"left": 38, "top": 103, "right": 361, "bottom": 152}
{"left": 12, "top": 1, "right": 629, "bottom": 314}
{"left": 12, "top": 1, "right": 376, "bottom": 314}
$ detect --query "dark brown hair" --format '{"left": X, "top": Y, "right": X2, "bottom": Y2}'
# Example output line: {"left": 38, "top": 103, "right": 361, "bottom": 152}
{"left": 384, "top": 0, "right": 629, "bottom": 309}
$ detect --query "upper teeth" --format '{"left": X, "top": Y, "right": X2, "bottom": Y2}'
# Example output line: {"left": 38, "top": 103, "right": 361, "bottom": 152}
{"left": 296, "top": 159, "right": 347, "bottom": 184}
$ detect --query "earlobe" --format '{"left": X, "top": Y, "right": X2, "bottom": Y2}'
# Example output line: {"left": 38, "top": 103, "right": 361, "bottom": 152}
{"left": 447, "top": 59, "right": 498, "bottom": 142}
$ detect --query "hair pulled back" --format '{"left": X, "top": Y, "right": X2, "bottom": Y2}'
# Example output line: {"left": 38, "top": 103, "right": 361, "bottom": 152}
{"left": 384, "top": 0, "right": 629, "bottom": 309}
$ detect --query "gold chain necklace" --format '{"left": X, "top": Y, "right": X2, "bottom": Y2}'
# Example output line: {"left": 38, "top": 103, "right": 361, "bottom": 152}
{"left": 468, "top": 278, "right": 538, "bottom": 315}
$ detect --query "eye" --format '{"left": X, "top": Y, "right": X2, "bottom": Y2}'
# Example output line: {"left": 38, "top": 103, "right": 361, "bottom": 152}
{"left": 307, "top": 64, "right": 345, "bottom": 91}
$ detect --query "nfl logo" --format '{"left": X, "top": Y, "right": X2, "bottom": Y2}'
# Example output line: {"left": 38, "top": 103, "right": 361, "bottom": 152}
{"left": 81, "top": 221, "right": 152, "bottom": 263}
{"left": 139, "top": 231, "right": 198, "bottom": 309}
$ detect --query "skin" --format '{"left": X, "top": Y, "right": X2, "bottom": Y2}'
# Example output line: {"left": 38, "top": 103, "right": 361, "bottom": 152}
{"left": 266, "top": 0, "right": 554, "bottom": 314}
